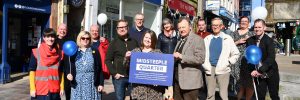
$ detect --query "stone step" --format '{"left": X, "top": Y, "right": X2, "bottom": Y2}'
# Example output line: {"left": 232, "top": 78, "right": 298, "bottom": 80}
{"left": 280, "top": 72, "right": 300, "bottom": 84}
{"left": 279, "top": 81, "right": 300, "bottom": 100}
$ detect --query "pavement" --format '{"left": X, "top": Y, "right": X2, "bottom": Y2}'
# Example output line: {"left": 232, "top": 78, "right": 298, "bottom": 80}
{"left": 0, "top": 54, "right": 299, "bottom": 100}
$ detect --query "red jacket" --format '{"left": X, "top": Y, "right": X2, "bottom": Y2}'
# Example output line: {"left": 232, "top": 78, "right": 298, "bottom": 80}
{"left": 98, "top": 39, "right": 110, "bottom": 79}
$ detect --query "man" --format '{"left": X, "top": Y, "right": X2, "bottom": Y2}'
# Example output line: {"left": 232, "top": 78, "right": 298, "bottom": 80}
{"left": 129, "top": 13, "right": 149, "bottom": 45}
{"left": 105, "top": 19, "right": 139, "bottom": 100}
{"left": 202, "top": 17, "right": 240, "bottom": 100}
{"left": 90, "top": 24, "right": 110, "bottom": 80}
{"left": 56, "top": 23, "right": 68, "bottom": 47}
{"left": 173, "top": 17, "right": 205, "bottom": 100}
{"left": 56, "top": 23, "right": 71, "bottom": 100}
{"left": 246, "top": 19, "right": 280, "bottom": 100}
{"left": 197, "top": 19, "right": 210, "bottom": 38}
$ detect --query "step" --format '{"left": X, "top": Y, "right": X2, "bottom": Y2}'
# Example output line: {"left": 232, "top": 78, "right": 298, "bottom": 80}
{"left": 279, "top": 81, "right": 300, "bottom": 100}
{"left": 280, "top": 72, "right": 300, "bottom": 84}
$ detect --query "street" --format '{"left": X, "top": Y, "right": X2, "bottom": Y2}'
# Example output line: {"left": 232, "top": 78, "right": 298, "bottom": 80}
{"left": 0, "top": 54, "right": 299, "bottom": 100}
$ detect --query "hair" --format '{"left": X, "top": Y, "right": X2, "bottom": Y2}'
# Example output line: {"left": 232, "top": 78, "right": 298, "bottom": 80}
{"left": 116, "top": 19, "right": 128, "bottom": 28}
{"left": 76, "top": 31, "right": 92, "bottom": 48}
{"left": 162, "top": 18, "right": 174, "bottom": 30}
{"left": 239, "top": 16, "right": 250, "bottom": 23}
{"left": 90, "top": 24, "right": 100, "bottom": 30}
{"left": 211, "top": 17, "right": 223, "bottom": 25}
{"left": 197, "top": 18, "right": 206, "bottom": 25}
{"left": 58, "top": 23, "right": 67, "bottom": 30}
{"left": 178, "top": 17, "right": 191, "bottom": 26}
{"left": 135, "top": 12, "right": 144, "bottom": 19}
{"left": 140, "top": 30, "right": 158, "bottom": 49}
{"left": 254, "top": 19, "right": 266, "bottom": 26}
{"left": 43, "top": 28, "right": 56, "bottom": 37}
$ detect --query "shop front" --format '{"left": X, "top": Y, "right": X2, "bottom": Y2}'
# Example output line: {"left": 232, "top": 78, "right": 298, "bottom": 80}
{"left": 1, "top": 0, "right": 51, "bottom": 83}
{"left": 219, "top": 7, "right": 237, "bottom": 31}
{"left": 98, "top": 0, "right": 162, "bottom": 40}
{"left": 166, "top": 0, "right": 196, "bottom": 28}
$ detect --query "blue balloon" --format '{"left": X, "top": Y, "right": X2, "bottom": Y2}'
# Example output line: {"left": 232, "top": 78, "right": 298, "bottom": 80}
{"left": 63, "top": 41, "right": 78, "bottom": 56}
{"left": 245, "top": 45, "right": 262, "bottom": 65}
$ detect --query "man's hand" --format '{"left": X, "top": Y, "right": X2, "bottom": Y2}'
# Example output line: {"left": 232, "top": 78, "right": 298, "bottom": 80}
{"left": 173, "top": 52, "right": 182, "bottom": 60}
{"left": 125, "top": 51, "right": 131, "bottom": 60}
{"left": 67, "top": 74, "right": 73, "bottom": 81}
{"left": 98, "top": 85, "right": 104, "bottom": 92}
{"left": 114, "top": 73, "right": 125, "bottom": 79}
{"left": 30, "top": 91, "right": 36, "bottom": 97}
{"left": 251, "top": 70, "right": 262, "bottom": 77}
{"left": 100, "top": 37, "right": 106, "bottom": 42}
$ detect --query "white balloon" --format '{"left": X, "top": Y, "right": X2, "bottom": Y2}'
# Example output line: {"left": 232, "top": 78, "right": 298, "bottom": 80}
{"left": 251, "top": 7, "right": 268, "bottom": 20}
{"left": 97, "top": 13, "right": 108, "bottom": 25}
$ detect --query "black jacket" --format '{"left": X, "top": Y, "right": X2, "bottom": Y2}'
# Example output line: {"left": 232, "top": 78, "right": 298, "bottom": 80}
{"left": 245, "top": 34, "right": 279, "bottom": 78}
{"left": 157, "top": 32, "right": 179, "bottom": 54}
{"left": 64, "top": 47, "right": 104, "bottom": 87}
{"left": 105, "top": 36, "right": 139, "bottom": 76}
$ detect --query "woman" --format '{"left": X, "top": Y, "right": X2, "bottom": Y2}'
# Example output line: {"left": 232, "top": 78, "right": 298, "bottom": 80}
{"left": 29, "top": 28, "right": 64, "bottom": 100}
{"left": 157, "top": 18, "right": 179, "bottom": 54}
{"left": 65, "top": 31, "right": 104, "bottom": 100}
{"left": 230, "top": 16, "right": 254, "bottom": 100}
{"left": 125, "top": 30, "right": 165, "bottom": 100}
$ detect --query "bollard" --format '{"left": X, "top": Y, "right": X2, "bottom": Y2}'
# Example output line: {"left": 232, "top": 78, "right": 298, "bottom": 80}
{"left": 285, "top": 39, "right": 291, "bottom": 56}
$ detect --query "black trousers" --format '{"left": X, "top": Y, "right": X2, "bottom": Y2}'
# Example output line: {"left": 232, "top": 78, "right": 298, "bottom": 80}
{"left": 64, "top": 75, "right": 71, "bottom": 100}
{"left": 255, "top": 73, "right": 280, "bottom": 100}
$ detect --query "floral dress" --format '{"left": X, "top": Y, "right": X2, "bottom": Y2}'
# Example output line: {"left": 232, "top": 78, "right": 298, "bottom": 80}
{"left": 229, "top": 30, "right": 254, "bottom": 94}
{"left": 126, "top": 48, "right": 166, "bottom": 100}
{"left": 71, "top": 48, "right": 100, "bottom": 100}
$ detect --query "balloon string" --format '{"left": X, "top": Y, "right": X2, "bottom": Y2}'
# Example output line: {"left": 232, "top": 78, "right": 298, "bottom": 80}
{"left": 69, "top": 56, "right": 71, "bottom": 74}
{"left": 255, "top": 65, "right": 259, "bottom": 85}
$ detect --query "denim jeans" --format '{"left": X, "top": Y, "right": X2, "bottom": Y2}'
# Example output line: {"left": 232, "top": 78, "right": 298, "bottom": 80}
{"left": 112, "top": 77, "right": 132, "bottom": 100}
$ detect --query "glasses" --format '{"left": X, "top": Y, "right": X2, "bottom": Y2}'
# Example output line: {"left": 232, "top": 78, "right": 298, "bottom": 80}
{"left": 117, "top": 26, "right": 128, "bottom": 30}
{"left": 135, "top": 19, "right": 143, "bottom": 21}
{"left": 212, "top": 24, "right": 221, "bottom": 27}
{"left": 81, "top": 37, "right": 90, "bottom": 40}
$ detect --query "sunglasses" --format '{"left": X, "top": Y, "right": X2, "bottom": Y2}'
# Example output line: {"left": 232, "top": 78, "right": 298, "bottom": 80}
{"left": 81, "top": 37, "right": 90, "bottom": 40}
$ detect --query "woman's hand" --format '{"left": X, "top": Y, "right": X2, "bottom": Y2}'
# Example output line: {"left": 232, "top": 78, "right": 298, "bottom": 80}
{"left": 125, "top": 51, "right": 131, "bottom": 60}
{"left": 97, "top": 85, "right": 104, "bottom": 92}
{"left": 30, "top": 90, "right": 36, "bottom": 97}
{"left": 67, "top": 74, "right": 73, "bottom": 81}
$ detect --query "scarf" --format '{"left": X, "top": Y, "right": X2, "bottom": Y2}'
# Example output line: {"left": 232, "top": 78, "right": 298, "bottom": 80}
{"left": 38, "top": 43, "right": 61, "bottom": 66}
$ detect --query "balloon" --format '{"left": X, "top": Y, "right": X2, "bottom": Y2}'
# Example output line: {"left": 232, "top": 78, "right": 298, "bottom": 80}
{"left": 97, "top": 13, "right": 108, "bottom": 25}
{"left": 245, "top": 45, "right": 262, "bottom": 65}
{"left": 63, "top": 41, "right": 78, "bottom": 56}
{"left": 251, "top": 7, "right": 268, "bottom": 20}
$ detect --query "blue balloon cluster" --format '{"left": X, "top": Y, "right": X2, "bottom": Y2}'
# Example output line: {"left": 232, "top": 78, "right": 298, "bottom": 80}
{"left": 63, "top": 41, "right": 78, "bottom": 56}
{"left": 245, "top": 45, "right": 262, "bottom": 65}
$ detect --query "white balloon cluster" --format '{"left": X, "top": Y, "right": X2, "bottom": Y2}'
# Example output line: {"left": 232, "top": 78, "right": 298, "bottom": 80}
{"left": 97, "top": 13, "right": 108, "bottom": 25}
{"left": 251, "top": 7, "right": 268, "bottom": 21}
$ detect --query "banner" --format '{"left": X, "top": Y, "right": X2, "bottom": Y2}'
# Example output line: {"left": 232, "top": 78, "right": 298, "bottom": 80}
{"left": 129, "top": 52, "right": 174, "bottom": 86}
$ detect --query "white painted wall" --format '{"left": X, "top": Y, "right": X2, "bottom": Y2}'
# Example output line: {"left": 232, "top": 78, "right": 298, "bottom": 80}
{"left": 84, "top": 0, "right": 99, "bottom": 32}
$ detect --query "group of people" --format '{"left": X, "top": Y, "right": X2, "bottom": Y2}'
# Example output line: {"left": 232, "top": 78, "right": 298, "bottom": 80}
{"left": 28, "top": 12, "right": 279, "bottom": 100}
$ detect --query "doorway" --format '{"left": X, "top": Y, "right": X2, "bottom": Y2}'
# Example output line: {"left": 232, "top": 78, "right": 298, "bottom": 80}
{"left": 7, "top": 9, "right": 49, "bottom": 72}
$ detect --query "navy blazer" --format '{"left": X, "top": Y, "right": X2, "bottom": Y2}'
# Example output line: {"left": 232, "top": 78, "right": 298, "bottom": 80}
{"left": 245, "top": 34, "right": 279, "bottom": 77}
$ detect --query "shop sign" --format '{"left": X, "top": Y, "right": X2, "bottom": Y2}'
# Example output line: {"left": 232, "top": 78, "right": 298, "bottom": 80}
{"left": 206, "top": 0, "right": 220, "bottom": 11}
{"left": 145, "top": 0, "right": 161, "bottom": 5}
{"left": 106, "top": 7, "right": 119, "bottom": 14}
{"left": 4, "top": 0, "right": 51, "bottom": 14}
{"left": 168, "top": 0, "right": 196, "bottom": 16}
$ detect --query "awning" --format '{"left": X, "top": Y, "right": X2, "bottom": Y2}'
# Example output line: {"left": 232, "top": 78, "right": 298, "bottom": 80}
{"left": 168, "top": 0, "right": 196, "bottom": 16}
{"left": 4, "top": 0, "right": 51, "bottom": 14}
{"left": 145, "top": 0, "right": 161, "bottom": 5}
{"left": 219, "top": 7, "right": 236, "bottom": 23}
